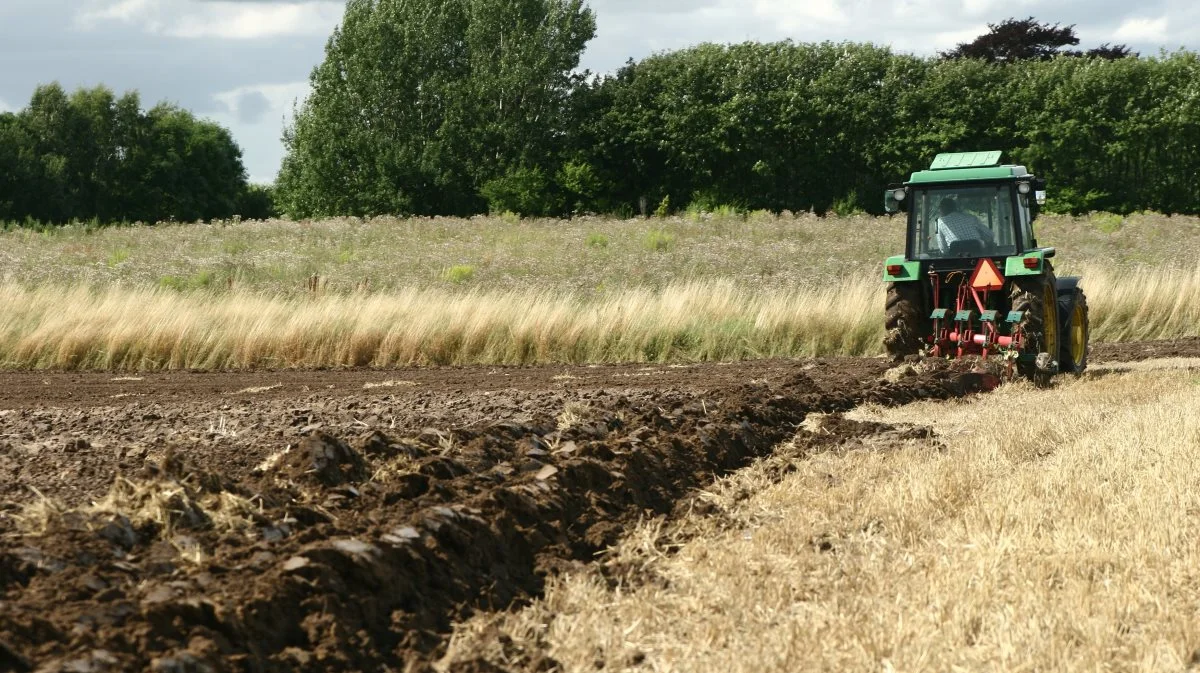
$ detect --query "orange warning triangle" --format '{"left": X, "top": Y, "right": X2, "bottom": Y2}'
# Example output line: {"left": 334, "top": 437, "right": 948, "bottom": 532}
{"left": 969, "top": 258, "right": 1005, "bottom": 291}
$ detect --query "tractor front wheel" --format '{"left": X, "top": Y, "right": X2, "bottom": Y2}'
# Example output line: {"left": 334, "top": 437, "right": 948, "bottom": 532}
{"left": 884, "top": 282, "right": 928, "bottom": 361}
{"left": 1010, "top": 268, "right": 1059, "bottom": 385}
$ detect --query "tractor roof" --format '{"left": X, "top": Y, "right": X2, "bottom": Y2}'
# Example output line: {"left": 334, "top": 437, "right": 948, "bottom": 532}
{"left": 908, "top": 151, "right": 1029, "bottom": 185}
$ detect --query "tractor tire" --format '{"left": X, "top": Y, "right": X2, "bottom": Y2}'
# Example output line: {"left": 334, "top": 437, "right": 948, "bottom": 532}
{"left": 884, "top": 282, "right": 928, "bottom": 361}
{"left": 1058, "top": 288, "right": 1090, "bottom": 374}
{"left": 1010, "top": 266, "right": 1060, "bottom": 385}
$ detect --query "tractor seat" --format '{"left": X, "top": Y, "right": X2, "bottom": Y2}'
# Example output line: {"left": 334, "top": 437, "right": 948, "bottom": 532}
{"left": 948, "top": 239, "right": 986, "bottom": 257}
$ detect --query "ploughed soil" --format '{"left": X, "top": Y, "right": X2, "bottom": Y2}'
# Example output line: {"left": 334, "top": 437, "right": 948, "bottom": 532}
{"left": 0, "top": 347, "right": 1184, "bottom": 672}
{"left": 1089, "top": 336, "right": 1200, "bottom": 363}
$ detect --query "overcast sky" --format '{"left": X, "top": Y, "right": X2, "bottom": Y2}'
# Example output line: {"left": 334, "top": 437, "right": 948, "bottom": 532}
{"left": 0, "top": 0, "right": 1194, "bottom": 183}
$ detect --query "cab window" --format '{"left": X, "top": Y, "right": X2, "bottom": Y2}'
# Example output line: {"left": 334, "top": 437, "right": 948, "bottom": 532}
{"left": 910, "top": 184, "right": 1018, "bottom": 260}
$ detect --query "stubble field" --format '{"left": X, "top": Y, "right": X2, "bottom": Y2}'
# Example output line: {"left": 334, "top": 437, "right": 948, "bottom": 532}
{"left": 1, "top": 213, "right": 1199, "bottom": 672}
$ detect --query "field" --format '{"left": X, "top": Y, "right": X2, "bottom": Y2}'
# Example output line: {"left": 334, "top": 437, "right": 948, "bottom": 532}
{"left": 1, "top": 212, "right": 1199, "bottom": 369}
{"left": 1, "top": 213, "right": 1200, "bottom": 671}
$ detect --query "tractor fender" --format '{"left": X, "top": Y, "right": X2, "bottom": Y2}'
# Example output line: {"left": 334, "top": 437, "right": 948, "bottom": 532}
{"left": 1054, "top": 276, "right": 1082, "bottom": 297}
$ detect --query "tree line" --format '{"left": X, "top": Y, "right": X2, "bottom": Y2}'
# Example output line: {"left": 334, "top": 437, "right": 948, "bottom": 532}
{"left": 0, "top": 83, "right": 270, "bottom": 224}
{"left": 4, "top": 8, "right": 1198, "bottom": 225}
{"left": 278, "top": 7, "right": 1200, "bottom": 218}
{"left": 568, "top": 43, "right": 1200, "bottom": 217}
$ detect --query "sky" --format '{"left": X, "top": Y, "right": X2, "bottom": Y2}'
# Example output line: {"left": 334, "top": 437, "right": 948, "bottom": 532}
{"left": 0, "top": 0, "right": 1194, "bottom": 183}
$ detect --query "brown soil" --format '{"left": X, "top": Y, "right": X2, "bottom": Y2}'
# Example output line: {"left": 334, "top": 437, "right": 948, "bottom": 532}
{"left": 1089, "top": 336, "right": 1200, "bottom": 363}
{"left": 0, "top": 356, "right": 1111, "bottom": 671}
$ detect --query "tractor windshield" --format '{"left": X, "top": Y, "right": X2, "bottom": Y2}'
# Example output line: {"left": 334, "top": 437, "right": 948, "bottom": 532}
{"left": 909, "top": 184, "right": 1018, "bottom": 260}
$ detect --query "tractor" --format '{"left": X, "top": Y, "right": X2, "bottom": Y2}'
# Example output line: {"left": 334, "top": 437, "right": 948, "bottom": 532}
{"left": 882, "top": 151, "right": 1089, "bottom": 382}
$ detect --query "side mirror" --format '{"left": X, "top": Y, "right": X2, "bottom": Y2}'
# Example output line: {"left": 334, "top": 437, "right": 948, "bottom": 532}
{"left": 884, "top": 186, "right": 908, "bottom": 214}
{"left": 1025, "top": 177, "right": 1047, "bottom": 220}
{"left": 1032, "top": 177, "right": 1047, "bottom": 206}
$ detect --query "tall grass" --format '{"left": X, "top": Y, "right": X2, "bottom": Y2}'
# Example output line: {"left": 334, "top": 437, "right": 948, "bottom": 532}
{"left": 0, "top": 264, "right": 1194, "bottom": 370}
{"left": 1078, "top": 264, "right": 1200, "bottom": 342}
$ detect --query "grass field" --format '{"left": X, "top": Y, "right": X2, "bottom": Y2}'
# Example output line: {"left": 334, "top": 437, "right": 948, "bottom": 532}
{"left": 3, "top": 211, "right": 1198, "bottom": 296}
{"left": 440, "top": 363, "right": 1200, "bottom": 672}
{"left": 1, "top": 211, "right": 1198, "bottom": 369}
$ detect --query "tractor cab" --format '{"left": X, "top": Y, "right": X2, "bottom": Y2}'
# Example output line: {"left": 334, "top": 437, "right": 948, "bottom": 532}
{"left": 880, "top": 151, "right": 1088, "bottom": 383}
{"left": 884, "top": 151, "right": 1047, "bottom": 267}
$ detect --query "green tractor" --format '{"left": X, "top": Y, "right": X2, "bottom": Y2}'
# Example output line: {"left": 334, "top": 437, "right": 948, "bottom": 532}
{"left": 882, "top": 151, "right": 1089, "bottom": 381}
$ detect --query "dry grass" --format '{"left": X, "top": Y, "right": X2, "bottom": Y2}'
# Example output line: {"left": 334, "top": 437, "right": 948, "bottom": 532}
{"left": 0, "top": 262, "right": 1195, "bottom": 370}
{"left": 362, "top": 379, "right": 418, "bottom": 390}
{"left": 0, "top": 279, "right": 882, "bottom": 369}
{"left": 12, "top": 477, "right": 263, "bottom": 564}
{"left": 1079, "top": 265, "right": 1200, "bottom": 342}
{"left": 439, "top": 365, "right": 1200, "bottom": 672}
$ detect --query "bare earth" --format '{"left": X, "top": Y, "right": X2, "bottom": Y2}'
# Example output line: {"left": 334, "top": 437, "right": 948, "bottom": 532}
{"left": 0, "top": 338, "right": 1197, "bottom": 672}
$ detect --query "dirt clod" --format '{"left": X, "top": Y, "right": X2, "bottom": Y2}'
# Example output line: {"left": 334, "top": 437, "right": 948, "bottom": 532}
{"left": 0, "top": 357, "right": 1013, "bottom": 671}
{"left": 281, "top": 432, "right": 367, "bottom": 486}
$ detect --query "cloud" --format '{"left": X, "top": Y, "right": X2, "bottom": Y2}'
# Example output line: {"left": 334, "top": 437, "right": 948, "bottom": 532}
{"left": 578, "top": 0, "right": 1185, "bottom": 73}
{"left": 75, "top": 0, "right": 344, "bottom": 40}
{"left": 0, "top": 98, "right": 13, "bottom": 113}
{"left": 1114, "top": 16, "right": 1170, "bottom": 43}
{"left": 210, "top": 81, "right": 310, "bottom": 181}
{"left": 213, "top": 81, "right": 308, "bottom": 121}
{"left": 232, "top": 90, "right": 270, "bottom": 123}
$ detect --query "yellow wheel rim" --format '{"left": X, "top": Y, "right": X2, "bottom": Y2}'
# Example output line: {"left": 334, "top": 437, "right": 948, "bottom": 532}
{"left": 1042, "top": 283, "right": 1058, "bottom": 357}
{"left": 1069, "top": 302, "right": 1086, "bottom": 365}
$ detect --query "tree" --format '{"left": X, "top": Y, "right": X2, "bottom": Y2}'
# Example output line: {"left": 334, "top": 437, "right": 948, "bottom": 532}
{"left": 276, "top": 0, "right": 596, "bottom": 218}
{"left": 1068, "top": 43, "right": 1136, "bottom": 60}
{"left": 574, "top": 42, "right": 918, "bottom": 215}
{"left": 0, "top": 113, "right": 31, "bottom": 221}
{"left": 0, "top": 83, "right": 251, "bottom": 224}
{"left": 942, "top": 17, "right": 1133, "bottom": 62}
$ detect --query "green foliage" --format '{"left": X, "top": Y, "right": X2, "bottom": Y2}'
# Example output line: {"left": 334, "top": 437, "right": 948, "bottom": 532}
{"left": 685, "top": 192, "right": 718, "bottom": 215}
{"left": 265, "top": 13, "right": 1200, "bottom": 222}
{"left": 1090, "top": 213, "right": 1124, "bottom": 233}
{"left": 831, "top": 192, "right": 866, "bottom": 217}
{"left": 686, "top": 191, "right": 746, "bottom": 218}
{"left": 653, "top": 195, "right": 671, "bottom": 218}
{"left": 561, "top": 43, "right": 1200, "bottom": 217}
{"left": 238, "top": 184, "right": 277, "bottom": 220}
{"left": 711, "top": 204, "right": 746, "bottom": 218}
{"left": 643, "top": 228, "right": 676, "bottom": 252}
{"left": 578, "top": 42, "right": 918, "bottom": 216}
{"left": 480, "top": 166, "right": 560, "bottom": 216}
{"left": 585, "top": 232, "right": 609, "bottom": 248}
{"left": 557, "top": 160, "right": 603, "bottom": 213}
{"left": 0, "top": 83, "right": 249, "bottom": 225}
{"left": 442, "top": 264, "right": 476, "bottom": 283}
{"left": 276, "top": 0, "right": 596, "bottom": 218}
{"left": 159, "top": 270, "right": 216, "bottom": 291}
{"left": 106, "top": 247, "right": 131, "bottom": 267}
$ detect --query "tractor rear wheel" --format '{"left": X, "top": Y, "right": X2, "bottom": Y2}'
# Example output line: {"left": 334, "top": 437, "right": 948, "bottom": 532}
{"left": 1010, "top": 267, "right": 1060, "bottom": 385}
{"left": 1059, "top": 288, "right": 1089, "bottom": 374}
{"left": 884, "top": 282, "right": 928, "bottom": 361}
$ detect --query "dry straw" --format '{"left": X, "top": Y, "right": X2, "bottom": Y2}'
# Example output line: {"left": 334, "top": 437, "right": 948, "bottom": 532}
{"left": 0, "top": 263, "right": 1195, "bottom": 370}
{"left": 440, "top": 366, "right": 1200, "bottom": 672}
